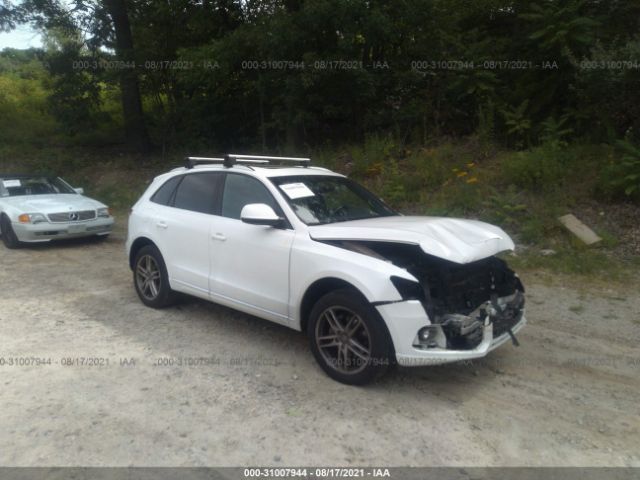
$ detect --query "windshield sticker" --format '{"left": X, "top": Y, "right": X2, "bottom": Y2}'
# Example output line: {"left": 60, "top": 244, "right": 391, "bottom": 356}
{"left": 280, "top": 182, "right": 315, "bottom": 200}
{"left": 293, "top": 205, "right": 320, "bottom": 224}
{"left": 2, "top": 179, "right": 21, "bottom": 188}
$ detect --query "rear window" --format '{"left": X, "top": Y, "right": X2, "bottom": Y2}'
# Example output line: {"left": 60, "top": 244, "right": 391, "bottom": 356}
{"left": 172, "top": 173, "right": 223, "bottom": 214}
{"left": 150, "top": 176, "right": 181, "bottom": 206}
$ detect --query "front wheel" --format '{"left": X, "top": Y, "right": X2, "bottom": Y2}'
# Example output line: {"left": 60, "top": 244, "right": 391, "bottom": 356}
{"left": 308, "top": 289, "right": 391, "bottom": 385}
{"left": 133, "top": 245, "right": 177, "bottom": 308}
{"left": 1, "top": 215, "right": 22, "bottom": 249}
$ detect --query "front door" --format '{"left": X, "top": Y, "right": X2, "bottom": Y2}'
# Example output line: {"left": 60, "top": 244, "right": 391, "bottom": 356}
{"left": 208, "top": 173, "right": 294, "bottom": 324}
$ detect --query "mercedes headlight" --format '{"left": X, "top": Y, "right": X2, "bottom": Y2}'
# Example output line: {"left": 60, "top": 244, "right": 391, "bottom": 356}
{"left": 18, "top": 213, "right": 47, "bottom": 224}
{"left": 97, "top": 207, "right": 111, "bottom": 218}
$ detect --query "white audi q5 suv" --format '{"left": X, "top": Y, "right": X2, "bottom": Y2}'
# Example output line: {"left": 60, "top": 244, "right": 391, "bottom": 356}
{"left": 127, "top": 154, "right": 526, "bottom": 384}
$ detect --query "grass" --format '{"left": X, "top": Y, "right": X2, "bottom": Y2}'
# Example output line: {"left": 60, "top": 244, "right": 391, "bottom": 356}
{"left": 569, "top": 305, "right": 585, "bottom": 314}
{"left": 1, "top": 137, "right": 638, "bottom": 283}
{"left": 508, "top": 248, "right": 628, "bottom": 278}
{"left": 312, "top": 136, "right": 638, "bottom": 282}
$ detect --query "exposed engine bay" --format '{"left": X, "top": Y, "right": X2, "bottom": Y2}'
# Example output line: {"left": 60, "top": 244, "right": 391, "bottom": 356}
{"left": 328, "top": 240, "right": 526, "bottom": 350}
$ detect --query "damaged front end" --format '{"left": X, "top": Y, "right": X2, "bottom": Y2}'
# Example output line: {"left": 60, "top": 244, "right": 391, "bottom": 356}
{"left": 332, "top": 241, "right": 525, "bottom": 352}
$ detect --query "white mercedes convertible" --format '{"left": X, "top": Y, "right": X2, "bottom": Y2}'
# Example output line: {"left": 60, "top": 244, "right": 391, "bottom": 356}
{"left": 0, "top": 174, "right": 114, "bottom": 248}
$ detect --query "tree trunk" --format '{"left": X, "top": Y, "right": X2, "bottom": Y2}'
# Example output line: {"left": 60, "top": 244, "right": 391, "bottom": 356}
{"left": 104, "top": 0, "right": 151, "bottom": 152}
{"left": 258, "top": 74, "right": 267, "bottom": 151}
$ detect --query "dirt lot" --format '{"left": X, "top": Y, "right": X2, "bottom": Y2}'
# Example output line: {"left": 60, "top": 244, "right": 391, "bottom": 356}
{"left": 1, "top": 220, "right": 639, "bottom": 467}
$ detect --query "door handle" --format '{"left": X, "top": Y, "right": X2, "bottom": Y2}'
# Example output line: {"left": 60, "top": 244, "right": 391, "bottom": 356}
{"left": 156, "top": 221, "right": 168, "bottom": 229}
{"left": 211, "top": 233, "right": 227, "bottom": 242}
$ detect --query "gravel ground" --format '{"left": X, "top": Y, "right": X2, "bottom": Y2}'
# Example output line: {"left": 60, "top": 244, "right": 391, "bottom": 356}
{"left": 0, "top": 220, "right": 639, "bottom": 467}
{"left": 578, "top": 201, "right": 640, "bottom": 258}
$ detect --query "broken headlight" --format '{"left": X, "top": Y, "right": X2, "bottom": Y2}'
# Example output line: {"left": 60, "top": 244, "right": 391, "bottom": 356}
{"left": 390, "top": 276, "right": 424, "bottom": 301}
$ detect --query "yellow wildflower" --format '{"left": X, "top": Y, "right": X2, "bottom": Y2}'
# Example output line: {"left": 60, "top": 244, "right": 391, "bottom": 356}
{"left": 456, "top": 171, "right": 468, "bottom": 177}
{"left": 466, "top": 177, "right": 478, "bottom": 184}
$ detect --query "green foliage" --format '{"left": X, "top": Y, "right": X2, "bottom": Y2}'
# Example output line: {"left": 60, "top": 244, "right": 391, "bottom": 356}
{"left": 0, "top": 50, "right": 57, "bottom": 145}
{"left": 2, "top": 0, "right": 639, "bottom": 152}
{"left": 91, "top": 180, "right": 147, "bottom": 211}
{"left": 500, "top": 143, "right": 572, "bottom": 191}
{"left": 520, "top": 2, "right": 599, "bottom": 53}
{"left": 501, "top": 100, "right": 531, "bottom": 149}
{"left": 476, "top": 100, "right": 496, "bottom": 147}
{"left": 380, "top": 159, "right": 406, "bottom": 206}
{"left": 347, "top": 135, "right": 397, "bottom": 178}
{"left": 440, "top": 182, "right": 482, "bottom": 217}
{"left": 478, "top": 186, "right": 567, "bottom": 245}
{"left": 540, "top": 115, "right": 573, "bottom": 148}
{"left": 509, "top": 248, "right": 628, "bottom": 279}
{"left": 407, "top": 144, "right": 473, "bottom": 190}
{"left": 599, "top": 139, "right": 640, "bottom": 199}
{"left": 42, "top": 29, "right": 105, "bottom": 136}
{"left": 574, "top": 36, "right": 640, "bottom": 144}
{"left": 481, "top": 186, "right": 528, "bottom": 227}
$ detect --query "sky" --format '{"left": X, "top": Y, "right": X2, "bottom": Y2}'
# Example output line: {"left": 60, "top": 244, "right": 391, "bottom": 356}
{"left": 0, "top": 25, "right": 43, "bottom": 50}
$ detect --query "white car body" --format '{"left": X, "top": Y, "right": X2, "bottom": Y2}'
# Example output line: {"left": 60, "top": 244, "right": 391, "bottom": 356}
{"left": 127, "top": 160, "right": 526, "bottom": 377}
{"left": 0, "top": 176, "right": 114, "bottom": 244}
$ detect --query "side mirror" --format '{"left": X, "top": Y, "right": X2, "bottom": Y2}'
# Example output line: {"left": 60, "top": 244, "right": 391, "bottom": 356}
{"left": 240, "top": 203, "right": 284, "bottom": 228}
{"left": 74, "top": 187, "right": 84, "bottom": 195}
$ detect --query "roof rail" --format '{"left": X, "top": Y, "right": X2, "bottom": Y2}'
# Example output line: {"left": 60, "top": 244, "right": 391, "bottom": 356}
{"left": 184, "top": 154, "right": 311, "bottom": 169}
{"left": 227, "top": 154, "right": 311, "bottom": 167}
{"left": 184, "top": 156, "right": 268, "bottom": 169}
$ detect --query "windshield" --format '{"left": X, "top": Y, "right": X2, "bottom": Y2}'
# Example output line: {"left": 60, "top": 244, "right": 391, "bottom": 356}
{"left": 270, "top": 175, "right": 397, "bottom": 225}
{"left": 0, "top": 176, "right": 76, "bottom": 197}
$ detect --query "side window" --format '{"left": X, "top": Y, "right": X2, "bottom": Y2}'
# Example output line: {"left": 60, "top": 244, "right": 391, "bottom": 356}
{"left": 150, "top": 176, "right": 181, "bottom": 206}
{"left": 173, "top": 173, "right": 223, "bottom": 214}
{"left": 221, "top": 174, "right": 280, "bottom": 220}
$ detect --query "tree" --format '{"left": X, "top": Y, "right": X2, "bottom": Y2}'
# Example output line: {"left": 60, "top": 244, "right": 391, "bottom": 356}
{"left": 6, "top": 0, "right": 151, "bottom": 151}
{"left": 103, "top": 0, "right": 150, "bottom": 151}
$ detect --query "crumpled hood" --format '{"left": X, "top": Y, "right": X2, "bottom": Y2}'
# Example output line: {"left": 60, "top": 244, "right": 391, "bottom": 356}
{"left": 1, "top": 194, "right": 104, "bottom": 214}
{"left": 308, "top": 216, "right": 515, "bottom": 264}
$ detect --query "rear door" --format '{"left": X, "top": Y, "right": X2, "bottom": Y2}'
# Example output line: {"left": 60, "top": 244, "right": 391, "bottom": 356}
{"left": 150, "top": 172, "right": 223, "bottom": 297}
{"left": 208, "top": 173, "right": 294, "bottom": 324}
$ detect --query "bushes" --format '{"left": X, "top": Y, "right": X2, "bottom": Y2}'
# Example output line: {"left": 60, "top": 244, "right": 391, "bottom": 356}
{"left": 345, "top": 135, "right": 398, "bottom": 178}
{"left": 597, "top": 139, "right": 640, "bottom": 200}
{"left": 0, "top": 48, "right": 123, "bottom": 148}
{"left": 380, "top": 159, "right": 406, "bottom": 205}
{"left": 0, "top": 71, "right": 57, "bottom": 145}
{"left": 500, "top": 143, "right": 573, "bottom": 191}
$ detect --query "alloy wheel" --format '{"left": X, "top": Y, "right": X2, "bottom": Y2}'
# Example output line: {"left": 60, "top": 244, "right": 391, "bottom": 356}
{"left": 136, "top": 255, "right": 161, "bottom": 300}
{"left": 315, "top": 306, "right": 372, "bottom": 374}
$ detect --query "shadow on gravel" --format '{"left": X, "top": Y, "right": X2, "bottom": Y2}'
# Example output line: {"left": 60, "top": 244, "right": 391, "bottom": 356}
{"left": 72, "top": 279, "right": 496, "bottom": 395}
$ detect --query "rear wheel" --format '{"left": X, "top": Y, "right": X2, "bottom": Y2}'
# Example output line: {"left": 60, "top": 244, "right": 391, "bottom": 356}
{"left": 133, "top": 245, "right": 177, "bottom": 308}
{"left": 1, "top": 215, "right": 22, "bottom": 249}
{"left": 308, "top": 289, "right": 391, "bottom": 385}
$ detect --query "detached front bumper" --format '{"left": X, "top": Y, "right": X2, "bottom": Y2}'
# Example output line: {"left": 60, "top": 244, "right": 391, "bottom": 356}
{"left": 377, "top": 299, "right": 526, "bottom": 367}
{"left": 12, "top": 217, "right": 114, "bottom": 242}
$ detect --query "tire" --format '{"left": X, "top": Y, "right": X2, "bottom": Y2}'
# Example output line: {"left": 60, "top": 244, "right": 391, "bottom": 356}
{"left": 133, "top": 245, "right": 177, "bottom": 308}
{"left": 1, "top": 215, "right": 22, "bottom": 249}
{"left": 308, "top": 288, "right": 391, "bottom": 385}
